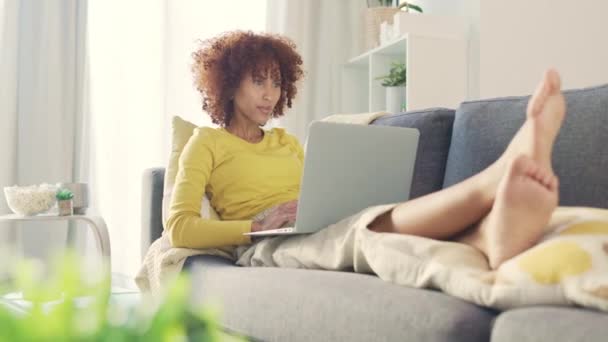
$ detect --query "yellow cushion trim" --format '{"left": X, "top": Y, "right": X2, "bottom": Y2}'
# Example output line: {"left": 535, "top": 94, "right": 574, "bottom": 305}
{"left": 518, "top": 241, "right": 592, "bottom": 284}
{"left": 558, "top": 221, "right": 608, "bottom": 235}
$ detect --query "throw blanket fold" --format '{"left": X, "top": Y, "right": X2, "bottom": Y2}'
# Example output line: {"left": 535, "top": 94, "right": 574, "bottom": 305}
{"left": 236, "top": 205, "right": 608, "bottom": 312}
{"left": 137, "top": 204, "right": 608, "bottom": 311}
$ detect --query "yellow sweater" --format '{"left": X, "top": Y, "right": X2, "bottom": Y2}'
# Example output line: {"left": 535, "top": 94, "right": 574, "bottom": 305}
{"left": 166, "top": 127, "right": 304, "bottom": 249}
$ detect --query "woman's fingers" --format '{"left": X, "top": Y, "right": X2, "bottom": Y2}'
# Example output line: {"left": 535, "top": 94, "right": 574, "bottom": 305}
{"left": 278, "top": 206, "right": 296, "bottom": 216}
{"left": 280, "top": 200, "right": 297, "bottom": 210}
{"left": 267, "top": 213, "right": 296, "bottom": 230}
{"left": 259, "top": 202, "right": 298, "bottom": 231}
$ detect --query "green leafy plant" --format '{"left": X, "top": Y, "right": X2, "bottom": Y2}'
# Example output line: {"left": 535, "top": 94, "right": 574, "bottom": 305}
{"left": 375, "top": 62, "right": 407, "bottom": 87}
{"left": 56, "top": 189, "right": 74, "bottom": 201}
{"left": 0, "top": 251, "right": 245, "bottom": 341}
{"left": 368, "top": 0, "right": 424, "bottom": 13}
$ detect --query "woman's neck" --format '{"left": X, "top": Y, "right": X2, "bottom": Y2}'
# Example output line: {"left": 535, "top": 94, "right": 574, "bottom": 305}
{"left": 226, "top": 115, "right": 264, "bottom": 142}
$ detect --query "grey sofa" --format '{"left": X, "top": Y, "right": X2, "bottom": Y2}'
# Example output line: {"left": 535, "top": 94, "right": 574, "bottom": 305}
{"left": 141, "top": 84, "right": 608, "bottom": 341}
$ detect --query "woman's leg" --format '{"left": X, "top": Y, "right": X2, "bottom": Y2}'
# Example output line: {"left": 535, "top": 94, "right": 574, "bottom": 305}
{"left": 368, "top": 69, "right": 566, "bottom": 267}
{"left": 368, "top": 169, "right": 495, "bottom": 238}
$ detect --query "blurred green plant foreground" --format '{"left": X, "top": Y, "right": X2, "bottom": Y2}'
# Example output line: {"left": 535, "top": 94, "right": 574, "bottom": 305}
{"left": 0, "top": 251, "right": 245, "bottom": 341}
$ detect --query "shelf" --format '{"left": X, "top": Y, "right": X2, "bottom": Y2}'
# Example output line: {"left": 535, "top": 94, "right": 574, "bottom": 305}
{"left": 341, "top": 28, "right": 467, "bottom": 113}
{"left": 348, "top": 35, "right": 408, "bottom": 66}
{"left": 0, "top": 213, "right": 93, "bottom": 221}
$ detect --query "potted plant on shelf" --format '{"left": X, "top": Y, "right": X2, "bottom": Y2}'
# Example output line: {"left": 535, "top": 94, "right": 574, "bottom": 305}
{"left": 56, "top": 188, "right": 74, "bottom": 216}
{"left": 363, "top": 1, "right": 424, "bottom": 49}
{"left": 367, "top": 0, "right": 423, "bottom": 13}
{"left": 376, "top": 61, "right": 407, "bottom": 113}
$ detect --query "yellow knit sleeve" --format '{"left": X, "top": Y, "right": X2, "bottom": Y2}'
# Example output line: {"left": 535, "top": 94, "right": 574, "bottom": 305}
{"left": 294, "top": 136, "right": 304, "bottom": 163}
{"left": 284, "top": 130, "right": 304, "bottom": 162}
{"left": 166, "top": 128, "right": 252, "bottom": 248}
{"left": 275, "top": 128, "right": 304, "bottom": 163}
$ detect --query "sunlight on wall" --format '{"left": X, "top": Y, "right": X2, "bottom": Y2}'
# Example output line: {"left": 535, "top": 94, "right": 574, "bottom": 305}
{"left": 87, "top": 0, "right": 266, "bottom": 277}
{"left": 165, "top": 0, "right": 267, "bottom": 134}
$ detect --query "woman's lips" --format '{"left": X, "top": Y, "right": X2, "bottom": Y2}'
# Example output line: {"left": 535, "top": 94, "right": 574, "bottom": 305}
{"left": 258, "top": 106, "right": 272, "bottom": 115}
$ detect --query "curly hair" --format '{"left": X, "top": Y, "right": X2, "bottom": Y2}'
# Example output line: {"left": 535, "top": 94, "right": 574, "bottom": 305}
{"left": 192, "top": 31, "right": 304, "bottom": 126}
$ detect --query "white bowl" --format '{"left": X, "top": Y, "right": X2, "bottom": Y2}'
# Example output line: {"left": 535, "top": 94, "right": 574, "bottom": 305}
{"left": 3, "top": 184, "right": 58, "bottom": 216}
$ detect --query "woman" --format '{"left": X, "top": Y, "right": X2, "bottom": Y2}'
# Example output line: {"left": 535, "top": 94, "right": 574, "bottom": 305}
{"left": 169, "top": 30, "right": 565, "bottom": 269}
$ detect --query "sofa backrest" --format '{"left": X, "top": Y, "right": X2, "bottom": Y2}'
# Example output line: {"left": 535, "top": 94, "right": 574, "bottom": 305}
{"left": 443, "top": 83, "right": 608, "bottom": 208}
{"left": 372, "top": 108, "right": 455, "bottom": 199}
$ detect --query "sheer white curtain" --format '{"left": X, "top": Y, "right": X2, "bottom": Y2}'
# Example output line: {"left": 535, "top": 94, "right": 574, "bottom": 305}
{"left": 87, "top": 0, "right": 266, "bottom": 278}
{"left": 266, "top": 0, "right": 366, "bottom": 143}
{"left": 0, "top": 0, "right": 19, "bottom": 261}
{"left": 0, "top": 0, "right": 88, "bottom": 264}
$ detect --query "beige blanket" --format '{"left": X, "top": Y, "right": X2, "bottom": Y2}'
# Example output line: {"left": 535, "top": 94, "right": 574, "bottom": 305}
{"left": 136, "top": 112, "right": 608, "bottom": 312}
{"left": 138, "top": 204, "right": 608, "bottom": 312}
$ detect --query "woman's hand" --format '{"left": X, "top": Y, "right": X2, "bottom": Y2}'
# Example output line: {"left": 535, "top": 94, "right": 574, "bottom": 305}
{"left": 251, "top": 200, "right": 298, "bottom": 232}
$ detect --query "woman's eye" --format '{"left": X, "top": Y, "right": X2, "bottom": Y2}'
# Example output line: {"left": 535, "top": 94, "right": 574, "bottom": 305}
{"left": 273, "top": 82, "right": 281, "bottom": 88}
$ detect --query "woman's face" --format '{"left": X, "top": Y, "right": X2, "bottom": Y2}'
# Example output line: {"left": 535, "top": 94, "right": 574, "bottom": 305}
{"left": 232, "top": 65, "right": 281, "bottom": 126}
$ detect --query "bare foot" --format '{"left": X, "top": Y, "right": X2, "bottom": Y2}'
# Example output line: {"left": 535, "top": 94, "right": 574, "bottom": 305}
{"left": 478, "top": 69, "right": 566, "bottom": 201}
{"left": 459, "top": 155, "right": 559, "bottom": 269}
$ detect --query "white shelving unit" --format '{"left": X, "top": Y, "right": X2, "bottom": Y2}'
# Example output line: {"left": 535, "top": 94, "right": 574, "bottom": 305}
{"left": 341, "top": 15, "right": 468, "bottom": 113}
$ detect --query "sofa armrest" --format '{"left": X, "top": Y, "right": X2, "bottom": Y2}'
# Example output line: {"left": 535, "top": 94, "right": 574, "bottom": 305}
{"left": 141, "top": 167, "right": 165, "bottom": 261}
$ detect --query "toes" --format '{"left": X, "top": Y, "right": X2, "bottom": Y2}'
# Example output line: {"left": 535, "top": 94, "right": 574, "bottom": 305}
{"left": 550, "top": 176, "right": 560, "bottom": 192}
{"left": 526, "top": 72, "right": 551, "bottom": 117}
{"left": 533, "top": 167, "right": 554, "bottom": 190}
{"left": 532, "top": 165, "right": 553, "bottom": 189}
{"left": 542, "top": 173, "right": 553, "bottom": 188}
{"left": 533, "top": 166, "right": 550, "bottom": 186}
{"left": 526, "top": 68, "right": 563, "bottom": 118}
{"left": 511, "top": 153, "right": 556, "bottom": 190}
{"left": 529, "top": 170, "right": 557, "bottom": 191}
{"left": 526, "top": 162, "right": 541, "bottom": 180}
{"left": 511, "top": 154, "right": 544, "bottom": 179}
{"left": 545, "top": 68, "right": 562, "bottom": 94}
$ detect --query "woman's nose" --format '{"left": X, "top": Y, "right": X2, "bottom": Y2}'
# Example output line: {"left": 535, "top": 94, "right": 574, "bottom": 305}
{"left": 262, "top": 83, "right": 274, "bottom": 100}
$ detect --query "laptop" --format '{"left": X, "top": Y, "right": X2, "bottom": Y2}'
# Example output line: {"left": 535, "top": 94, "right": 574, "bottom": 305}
{"left": 244, "top": 121, "right": 419, "bottom": 236}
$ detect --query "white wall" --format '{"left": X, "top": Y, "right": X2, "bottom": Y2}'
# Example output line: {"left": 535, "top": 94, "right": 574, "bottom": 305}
{"left": 409, "top": 0, "right": 480, "bottom": 99}
{"left": 480, "top": 0, "right": 608, "bottom": 98}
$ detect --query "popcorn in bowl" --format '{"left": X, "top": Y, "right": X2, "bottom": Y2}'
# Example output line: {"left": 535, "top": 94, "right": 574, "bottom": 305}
{"left": 3, "top": 183, "right": 58, "bottom": 216}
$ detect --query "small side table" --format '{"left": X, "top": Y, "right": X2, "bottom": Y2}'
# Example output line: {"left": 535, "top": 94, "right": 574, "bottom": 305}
{"left": 0, "top": 214, "right": 111, "bottom": 269}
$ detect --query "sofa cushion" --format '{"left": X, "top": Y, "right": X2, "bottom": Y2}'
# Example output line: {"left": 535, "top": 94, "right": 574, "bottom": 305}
{"left": 162, "top": 116, "right": 220, "bottom": 229}
{"left": 443, "top": 84, "right": 608, "bottom": 208}
{"left": 372, "top": 108, "right": 455, "bottom": 199}
{"left": 184, "top": 255, "right": 495, "bottom": 342}
{"left": 491, "top": 306, "right": 608, "bottom": 342}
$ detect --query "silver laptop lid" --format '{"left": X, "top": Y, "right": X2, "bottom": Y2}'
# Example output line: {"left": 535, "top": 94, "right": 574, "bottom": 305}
{"left": 294, "top": 121, "right": 419, "bottom": 233}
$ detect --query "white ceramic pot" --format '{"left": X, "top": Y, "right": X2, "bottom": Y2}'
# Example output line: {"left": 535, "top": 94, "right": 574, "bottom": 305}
{"left": 385, "top": 86, "right": 407, "bottom": 113}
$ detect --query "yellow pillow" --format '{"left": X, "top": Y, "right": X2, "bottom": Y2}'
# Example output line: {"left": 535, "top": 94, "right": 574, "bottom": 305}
{"left": 162, "top": 116, "right": 220, "bottom": 230}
